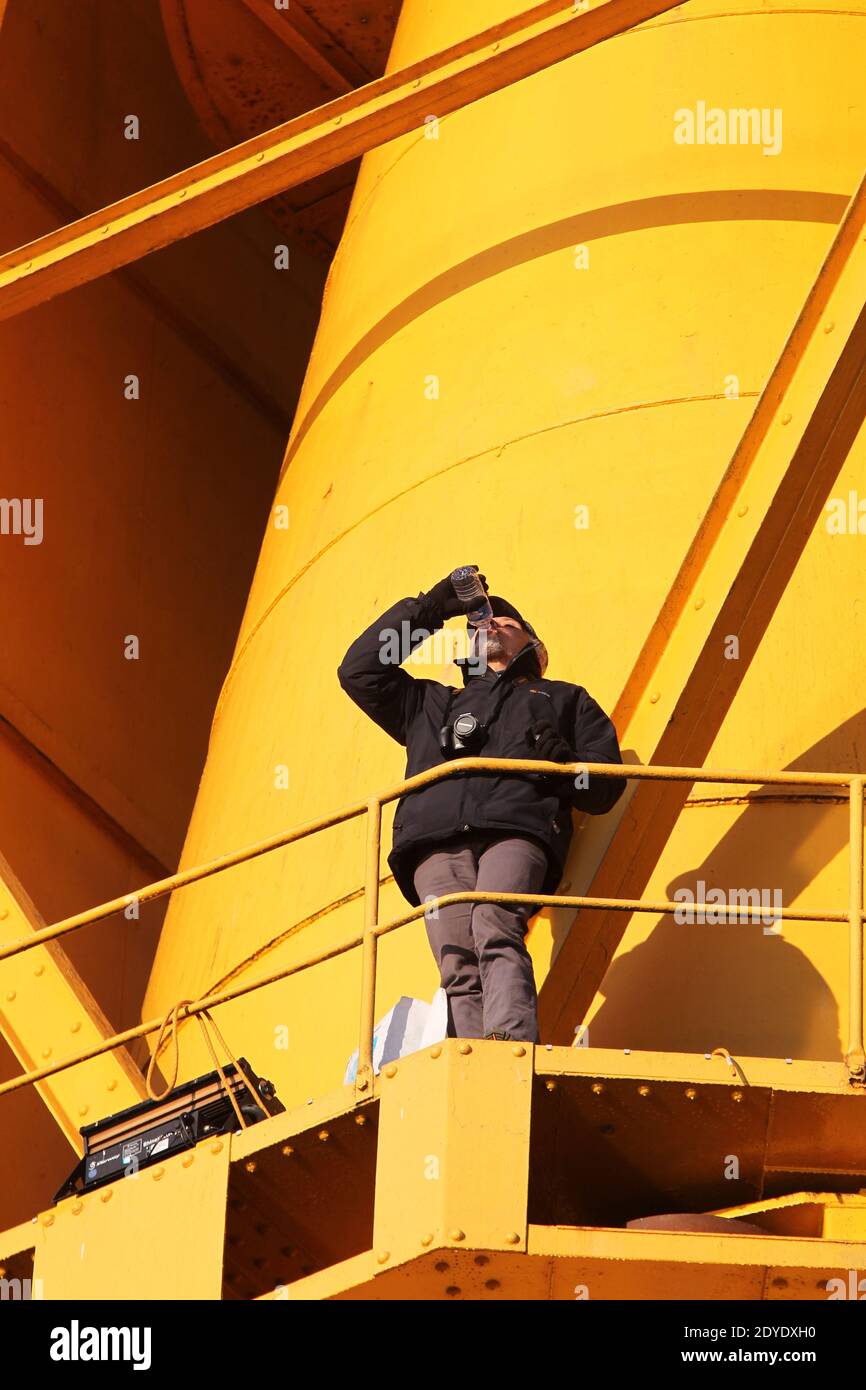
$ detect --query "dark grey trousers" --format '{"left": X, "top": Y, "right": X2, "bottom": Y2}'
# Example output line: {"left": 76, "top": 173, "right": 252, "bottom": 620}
{"left": 411, "top": 833, "right": 550, "bottom": 1043}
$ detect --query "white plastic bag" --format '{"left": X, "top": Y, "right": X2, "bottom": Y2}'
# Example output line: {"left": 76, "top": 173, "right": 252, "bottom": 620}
{"left": 343, "top": 988, "right": 448, "bottom": 1083}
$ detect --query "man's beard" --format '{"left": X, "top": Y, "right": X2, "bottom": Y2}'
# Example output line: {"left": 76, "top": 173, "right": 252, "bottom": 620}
{"left": 475, "top": 628, "right": 506, "bottom": 664}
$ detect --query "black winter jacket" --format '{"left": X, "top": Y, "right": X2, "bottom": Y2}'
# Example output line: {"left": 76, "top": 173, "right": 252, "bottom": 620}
{"left": 337, "top": 588, "right": 627, "bottom": 906}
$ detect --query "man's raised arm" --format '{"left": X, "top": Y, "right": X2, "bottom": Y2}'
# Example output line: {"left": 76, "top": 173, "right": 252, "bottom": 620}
{"left": 336, "top": 577, "right": 463, "bottom": 745}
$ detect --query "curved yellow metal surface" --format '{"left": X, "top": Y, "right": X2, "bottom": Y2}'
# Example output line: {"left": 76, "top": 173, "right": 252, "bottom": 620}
{"left": 144, "top": 0, "right": 866, "bottom": 1108}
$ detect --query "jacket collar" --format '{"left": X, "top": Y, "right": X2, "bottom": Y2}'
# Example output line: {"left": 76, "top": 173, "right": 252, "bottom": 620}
{"left": 454, "top": 640, "right": 542, "bottom": 688}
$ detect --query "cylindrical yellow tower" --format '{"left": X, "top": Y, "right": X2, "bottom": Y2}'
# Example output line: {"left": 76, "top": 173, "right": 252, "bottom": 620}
{"left": 144, "top": 0, "right": 866, "bottom": 1107}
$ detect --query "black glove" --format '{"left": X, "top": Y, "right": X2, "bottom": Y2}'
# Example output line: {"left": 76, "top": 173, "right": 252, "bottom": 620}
{"left": 527, "top": 720, "right": 577, "bottom": 765}
{"left": 427, "top": 568, "right": 489, "bottom": 620}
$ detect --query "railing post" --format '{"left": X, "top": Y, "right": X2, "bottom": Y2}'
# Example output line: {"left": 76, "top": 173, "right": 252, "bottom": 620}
{"left": 355, "top": 797, "right": 381, "bottom": 1099}
{"left": 845, "top": 776, "right": 866, "bottom": 1082}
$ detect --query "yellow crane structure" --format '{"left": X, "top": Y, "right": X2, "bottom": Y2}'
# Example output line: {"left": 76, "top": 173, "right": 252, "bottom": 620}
{"left": 1, "top": 0, "right": 865, "bottom": 1302}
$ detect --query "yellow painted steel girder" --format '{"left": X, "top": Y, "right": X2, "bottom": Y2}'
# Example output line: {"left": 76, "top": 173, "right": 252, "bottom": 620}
{"left": 540, "top": 170, "right": 866, "bottom": 1041}
{"left": 33, "top": 1136, "right": 230, "bottom": 1301}
{"left": 270, "top": 1225, "right": 866, "bottom": 1301}
{"left": 0, "top": 853, "right": 146, "bottom": 1153}
{"left": 0, "top": 0, "right": 685, "bottom": 322}
{"left": 4, "top": 1038, "right": 865, "bottom": 1299}
{"left": 713, "top": 1193, "right": 866, "bottom": 1242}
{"left": 235, "top": 0, "right": 367, "bottom": 91}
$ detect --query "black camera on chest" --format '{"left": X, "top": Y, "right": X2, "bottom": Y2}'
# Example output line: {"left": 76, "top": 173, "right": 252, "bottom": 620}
{"left": 440, "top": 711, "right": 487, "bottom": 758}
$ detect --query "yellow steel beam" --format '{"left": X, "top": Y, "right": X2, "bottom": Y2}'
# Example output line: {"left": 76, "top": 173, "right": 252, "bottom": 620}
{"left": 0, "top": 0, "right": 685, "bottom": 322}
{"left": 373, "top": 1038, "right": 533, "bottom": 1267}
{"left": 0, "top": 853, "right": 145, "bottom": 1153}
{"left": 540, "top": 171, "right": 866, "bottom": 1042}
{"left": 33, "top": 1134, "right": 230, "bottom": 1300}
{"left": 275, "top": 1225, "right": 866, "bottom": 1300}
{"left": 713, "top": 1192, "right": 866, "bottom": 1242}
{"left": 237, "top": 0, "right": 368, "bottom": 92}
{"left": 7, "top": 1038, "right": 861, "bottom": 1299}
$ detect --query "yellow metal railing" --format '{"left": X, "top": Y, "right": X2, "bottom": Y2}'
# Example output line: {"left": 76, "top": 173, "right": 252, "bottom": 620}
{"left": 0, "top": 759, "right": 864, "bottom": 1106}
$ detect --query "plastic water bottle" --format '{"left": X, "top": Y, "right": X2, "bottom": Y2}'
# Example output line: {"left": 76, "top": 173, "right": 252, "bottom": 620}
{"left": 450, "top": 566, "right": 493, "bottom": 628}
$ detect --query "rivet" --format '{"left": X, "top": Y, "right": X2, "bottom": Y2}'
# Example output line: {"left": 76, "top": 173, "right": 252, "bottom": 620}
{"left": 152, "top": 1167, "right": 164, "bottom": 1182}
{"left": 334, "top": 115, "right": 342, "bottom": 125}
{"left": 383, "top": 1063, "right": 398, "bottom": 1078}
{"left": 591, "top": 1082, "right": 604, "bottom": 1095}
{"left": 505, "top": 1232, "right": 521, "bottom": 1245}
{"left": 430, "top": 1046, "right": 442, "bottom": 1059}
{"left": 107, "top": 1079, "right": 118, "bottom": 1091}
{"left": 704, "top": 1053, "right": 712, "bottom": 1060}
{"left": 545, "top": 1043, "right": 553, "bottom": 1051}
{"left": 245, "top": 1160, "right": 257, "bottom": 1172}
{"left": 70, "top": 1021, "right": 81, "bottom": 1033}
{"left": 420, "top": 1233, "right": 434, "bottom": 1247}
{"left": 177, "top": 189, "right": 187, "bottom": 198}
{"left": 317, "top": 1130, "right": 329, "bottom": 1142}
{"left": 182, "top": 1155, "right": 194, "bottom": 1168}
{"left": 42, "top": 1213, "right": 55, "bottom": 1227}
{"left": 512, "top": 1044, "right": 526, "bottom": 1057}
{"left": 0, "top": 907, "right": 7, "bottom": 919}
{"left": 736, "top": 504, "right": 748, "bottom": 517}
{"left": 638, "top": 1084, "right": 651, "bottom": 1097}
{"left": 100, "top": 1188, "right": 113, "bottom": 1203}
{"left": 491, "top": 41, "right": 500, "bottom": 50}
{"left": 434, "top": 1260, "right": 449, "bottom": 1272}
{"left": 824, "top": 320, "right": 835, "bottom": 334}
{"left": 78, "top": 1105, "right": 89, "bottom": 1117}
{"left": 545, "top": 1080, "right": 556, "bottom": 1091}
{"left": 34, "top": 964, "right": 44, "bottom": 977}
{"left": 281, "top": 1145, "right": 294, "bottom": 1157}
{"left": 694, "top": 597, "right": 704, "bottom": 610}
{"left": 71, "top": 1201, "right": 83, "bottom": 1215}
{"left": 356, "top": 1077, "right": 368, "bottom": 1090}
{"left": 649, "top": 692, "right": 660, "bottom": 704}
{"left": 210, "top": 1140, "right": 223, "bottom": 1155}
{"left": 785, "top": 1057, "right": 793, "bottom": 1065}
{"left": 5, "top": 991, "right": 15, "bottom": 1002}
{"left": 445, "top": 1285, "right": 461, "bottom": 1297}
{"left": 458, "top": 1043, "right": 472, "bottom": 1055}
{"left": 485, "top": 1278, "right": 501, "bottom": 1290}
{"left": 413, "top": 78, "right": 421, "bottom": 88}
{"left": 474, "top": 1255, "right": 489, "bottom": 1266}
{"left": 256, "top": 151, "right": 264, "bottom": 162}
{"left": 449, "top": 1229, "right": 465, "bottom": 1242}
{"left": 685, "top": 1087, "right": 697, "bottom": 1100}
{"left": 41, "top": 1047, "right": 52, "bottom": 1059}
{"left": 354, "top": 1114, "right": 367, "bottom": 1126}
{"left": 376, "top": 1250, "right": 390, "bottom": 1265}
{"left": 731, "top": 1090, "right": 743, "bottom": 1103}
{"left": 781, "top": 412, "right": 792, "bottom": 425}
{"left": 101, "top": 225, "right": 110, "bottom": 235}
{"left": 624, "top": 1048, "right": 631, "bottom": 1056}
